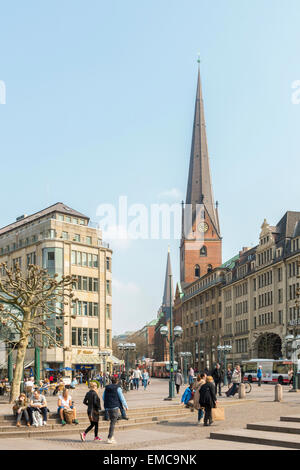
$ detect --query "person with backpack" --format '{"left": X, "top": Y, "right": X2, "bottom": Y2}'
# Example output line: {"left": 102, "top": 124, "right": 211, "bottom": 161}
{"left": 103, "top": 376, "right": 128, "bottom": 444}
{"left": 80, "top": 382, "right": 103, "bottom": 442}
{"left": 199, "top": 376, "right": 217, "bottom": 426}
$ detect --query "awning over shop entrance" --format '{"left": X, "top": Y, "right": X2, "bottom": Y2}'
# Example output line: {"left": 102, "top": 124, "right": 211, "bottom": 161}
{"left": 108, "top": 355, "right": 124, "bottom": 365}
{"left": 73, "top": 354, "right": 102, "bottom": 365}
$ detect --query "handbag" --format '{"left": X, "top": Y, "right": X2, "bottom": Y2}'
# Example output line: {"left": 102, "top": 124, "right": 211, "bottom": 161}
{"left": 63, "top": 408, "right": 75, "bottom": 424}
{"left": 211, "top": 406, "right": 225, "bottom": 421}
{"left": 90, "top": 408, "right": 100, "bottom": 422}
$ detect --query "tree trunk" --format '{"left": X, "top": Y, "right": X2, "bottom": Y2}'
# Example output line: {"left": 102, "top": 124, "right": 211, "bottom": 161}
{"left": 9, "top": 314, "right": 30, "bottom": 403}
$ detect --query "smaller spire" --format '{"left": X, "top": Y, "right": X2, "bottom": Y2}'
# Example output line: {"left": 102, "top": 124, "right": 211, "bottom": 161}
{"left": 162, "top": 249, "right": 174, "bottom": 319}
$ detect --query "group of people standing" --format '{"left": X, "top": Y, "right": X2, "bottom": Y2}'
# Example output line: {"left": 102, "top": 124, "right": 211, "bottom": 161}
{"left": 176, "top": 363, "right": 244, "bottom": 426}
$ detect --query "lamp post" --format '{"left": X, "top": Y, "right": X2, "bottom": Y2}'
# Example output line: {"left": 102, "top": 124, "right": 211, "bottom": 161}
{"left": 160, "top": 325, "right": 183, "bottom": 399}
{"left": 217, "top": 345, "right": 232, "bottom": 386}
{"left": 118, "top": 343, "right": 136, "bottom": 385}
{"left": 98, "top": 350, "right": 111, "bottom": 386}
{"left": 284, "top": 334, "right": 300, "bottom": 392}
{"left": 179, "top": 352, "right": 192, "bottom": 384}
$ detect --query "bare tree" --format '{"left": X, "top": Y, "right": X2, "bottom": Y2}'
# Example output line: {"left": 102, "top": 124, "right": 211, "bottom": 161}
{"left": 0, "top": 262, "right": 77, "bottom": 402}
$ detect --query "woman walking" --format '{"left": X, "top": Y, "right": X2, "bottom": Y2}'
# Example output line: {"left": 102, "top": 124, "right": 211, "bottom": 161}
{"left": 199, "top": 376, "right": 217, "bottom": 426}
{"left": 81, "top": 382, "right": 102, "bottom": 442}
{"left": 175, "top": 369, "right": 183, "bottom": 395}
{"left": 193, "top": 373, "right": 206, "bottom": 424}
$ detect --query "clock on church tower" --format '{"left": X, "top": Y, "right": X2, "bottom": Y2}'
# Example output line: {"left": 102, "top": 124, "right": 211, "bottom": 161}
{"left": 180, "top": 67, "right": 222, "bottom": 284}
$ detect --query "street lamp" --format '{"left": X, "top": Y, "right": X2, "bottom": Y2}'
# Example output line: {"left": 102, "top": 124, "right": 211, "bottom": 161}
{"left": 160, "top": 324, "right": 183, "bottom": 399}
{"left": 179, "top": 352, "right": 192, "bottom": 384}
{"left": 98, "top": 350, "right": 111, "bottom": 385}
{"left": 118, "top": 343, "right": 136, "bottom": 383}
{"left": 284, "top": 334, "right": 300, "bottom": 392}
{"left": 217, "top": 345, "right": 232, "bottom": 385}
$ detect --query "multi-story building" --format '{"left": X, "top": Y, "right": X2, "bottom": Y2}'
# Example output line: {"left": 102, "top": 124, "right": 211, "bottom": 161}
{"left": 0, "top": 202, "right": 113, "bottom": 375}
{"left": 222, "top": 213, "right": 300, "bottom": 366}
{"left": 175, "top": 266, "right": 227, "bottom": 370}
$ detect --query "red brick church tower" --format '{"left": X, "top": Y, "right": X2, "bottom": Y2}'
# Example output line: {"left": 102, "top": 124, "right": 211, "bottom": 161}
{"left": 180, "top": 65, "right": 222, "bottom": 284}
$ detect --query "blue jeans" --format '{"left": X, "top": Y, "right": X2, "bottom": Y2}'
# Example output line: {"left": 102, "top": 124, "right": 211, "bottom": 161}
{"left": 133, "top": 378, "right": 139, "bottom": 389}
{"left": 142, "top": 379, "right": 148, "bottom": 390}
{"left": 198, "top": 408, "right": 204, "bottom": 421}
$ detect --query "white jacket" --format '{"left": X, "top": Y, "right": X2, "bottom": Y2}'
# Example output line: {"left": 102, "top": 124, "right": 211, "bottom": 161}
{"left": 231, "top": 369, "right": 241, "bottom": 384}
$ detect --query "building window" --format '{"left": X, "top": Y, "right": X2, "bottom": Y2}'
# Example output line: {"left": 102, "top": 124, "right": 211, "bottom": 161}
{"left": 86, "top": 236, "right": 92, "bottom": 245}
{"left": 200, "top": 246, "right": 207, "bottom": 257}
{"left": 106, "top": 304, "right": 111, "bottom": 319}
{"left": 194, "top": 265, "right": 200, "bottom": 277}
{"left": 106, "top": 329, "right": 111, "bottom": 348}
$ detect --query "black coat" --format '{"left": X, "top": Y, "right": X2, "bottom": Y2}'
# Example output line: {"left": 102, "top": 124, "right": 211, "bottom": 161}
{"left": 83, "top": 390, "right": 101, "bottom": 414}
{"left": 199, "top": 382, "right": 217, "bottom": 408}
{"left": 212, "top": 367, "right": 223, "bottom": 383}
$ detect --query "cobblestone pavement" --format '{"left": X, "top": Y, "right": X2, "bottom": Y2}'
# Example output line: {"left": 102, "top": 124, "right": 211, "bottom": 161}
{"left": 0, "top": 379, "right": 299, "bottom": 450}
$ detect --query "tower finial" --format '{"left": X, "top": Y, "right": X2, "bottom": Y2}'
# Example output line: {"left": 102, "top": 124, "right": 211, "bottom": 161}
{"left": 197, "top": 53, "right": 201, "bottom": 66}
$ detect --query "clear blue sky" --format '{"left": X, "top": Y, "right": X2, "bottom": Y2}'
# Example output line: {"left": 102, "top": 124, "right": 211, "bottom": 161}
{"left": 1, "top": 1, "right": 300, "bottom": 334}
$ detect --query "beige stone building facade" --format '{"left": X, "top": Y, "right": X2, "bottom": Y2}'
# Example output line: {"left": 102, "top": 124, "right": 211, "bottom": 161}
{"left": 0, "top": 202, "right": 113, "bottom": 374}
{"left": 175, "top": 211, "right": 300, "bottom": 371}
{"left": 222, "top": 212, "right": 300, "bottom": 367}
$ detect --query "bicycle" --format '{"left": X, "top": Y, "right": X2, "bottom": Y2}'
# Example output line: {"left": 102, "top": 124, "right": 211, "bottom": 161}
{"left": 244, "top": 381, "right": 252, "bottom": 393}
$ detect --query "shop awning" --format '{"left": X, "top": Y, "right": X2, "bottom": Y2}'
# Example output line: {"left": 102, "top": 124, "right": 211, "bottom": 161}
{"left": 73, "top": 355, "right": 103, "bottom": 365}
{"left": 108, "top": 355, "right": 124, "bottom": 365}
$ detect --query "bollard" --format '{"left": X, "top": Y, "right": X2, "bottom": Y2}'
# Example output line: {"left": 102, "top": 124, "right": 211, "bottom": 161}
{"left": 275, "top": 384, "right": 283, "bottom": 402}
{"left": 239, "top": 383, "right": 246, "bottom": 399}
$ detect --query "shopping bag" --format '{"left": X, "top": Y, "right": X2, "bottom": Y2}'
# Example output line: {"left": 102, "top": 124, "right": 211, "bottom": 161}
{"left": 211, "top": 406, "right": 225, "bottom": 421}
{"left": 32, "top": 409, "right": 43, "bottom": 427}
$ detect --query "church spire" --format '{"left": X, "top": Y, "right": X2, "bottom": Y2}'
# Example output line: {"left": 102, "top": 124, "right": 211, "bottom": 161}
{"left": 185, "top": 64, "right": 220, "bottom": 236}
{"left": 162, "top": 247, "right": 173, "bottom": 319}
{"left": 180, "top": 64, "right": 222, "bottom": 284}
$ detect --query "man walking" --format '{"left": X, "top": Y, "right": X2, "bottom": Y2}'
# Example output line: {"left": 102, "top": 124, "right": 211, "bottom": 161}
{"left": 133, "top": 367, "right": 141, "bottom": 390}
{"left": 212, "top": 363, "right": 223, "bottom": 397}
{"left": 103, "top": 376, "right": 128, "bottom": 444}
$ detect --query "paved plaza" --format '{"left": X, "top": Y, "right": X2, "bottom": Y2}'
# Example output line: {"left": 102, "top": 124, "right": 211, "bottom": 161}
{"left": 0, "top": 379, "right": 300, "bottom": 450}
